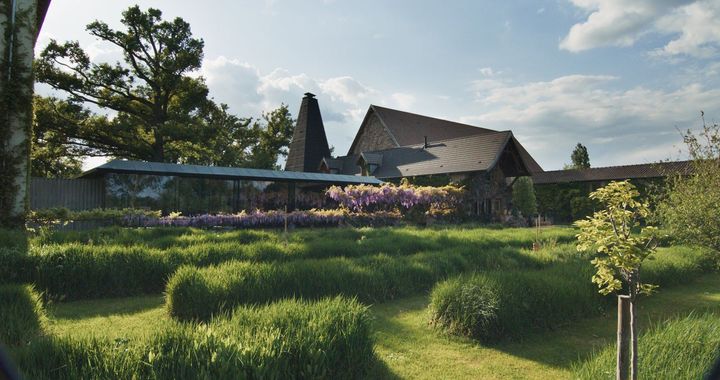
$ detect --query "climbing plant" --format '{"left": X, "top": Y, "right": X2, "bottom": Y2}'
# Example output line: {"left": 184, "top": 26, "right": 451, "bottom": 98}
{"left": 0, "top": 0, "right": 35, "bottom": 228}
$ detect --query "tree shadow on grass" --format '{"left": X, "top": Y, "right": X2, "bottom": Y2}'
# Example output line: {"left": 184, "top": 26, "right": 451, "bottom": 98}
{"left": 47, "top": 294, "right": 164, "bottom": 321}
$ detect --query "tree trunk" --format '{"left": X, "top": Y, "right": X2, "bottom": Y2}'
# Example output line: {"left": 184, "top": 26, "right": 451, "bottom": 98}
{"left": 630, "top": 274, "right": 639, "bottom": 380}
{"left": 0, "top": 0, "right": 37, "bottom": 229}
{"left": 617, "top": 295, "right": 630, "bottom": 380}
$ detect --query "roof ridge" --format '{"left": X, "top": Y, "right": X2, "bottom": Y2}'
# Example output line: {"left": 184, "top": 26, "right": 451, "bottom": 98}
{"left": 371, "top": 104, "right": 498, "bottom": 132}
{"left": 351, "top": 130, "right": 513, "bottom": 155}
{"left": 540, "top": 160, "right": 692, "bottom": 173}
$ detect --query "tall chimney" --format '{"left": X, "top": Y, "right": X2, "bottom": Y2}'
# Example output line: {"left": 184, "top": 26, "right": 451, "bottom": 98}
{"left": 284, "top": 93, "right": 331, "bottom": 172}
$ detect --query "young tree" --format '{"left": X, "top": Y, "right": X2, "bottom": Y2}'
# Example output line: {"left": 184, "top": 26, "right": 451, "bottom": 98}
{"left": 512, "top": 176, "right": 537, "bottom": 217}
{"left": 35, "top": 6, "right": 210, "bottom": 163}
{"left": 657, "top": 113, "right": 720, "bottom": 251}
{"left": 568, "top": 143, "right": 591, "bottom": 169}
{"left": 575, "top": 181, "right": 657, "bottom": 380}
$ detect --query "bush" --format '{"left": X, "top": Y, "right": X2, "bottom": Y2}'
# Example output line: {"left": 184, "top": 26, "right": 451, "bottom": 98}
{"left": 12, "top": 297, "right": 375, "bottom": 380}
{"left": 429, "top": 263, "right": 606, "bottom": 342}
{"left": 166, "top": 244, "right": 550, "bottom": 321}
{"left": 0, "top": 284, "right": 46, "bottom": 345}
{"left": 573, "top": 313, "right": 720, "bottom": 379}
{"left": 656, "top": 120, "right": 720, "bottom": 252}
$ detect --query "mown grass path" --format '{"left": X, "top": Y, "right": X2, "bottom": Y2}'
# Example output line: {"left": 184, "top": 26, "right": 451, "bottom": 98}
{"left": 45, "top": 275, "right": 720, "bottom": 379}
{"left": 369, "top": 274, "right": 720, "bottom": 379}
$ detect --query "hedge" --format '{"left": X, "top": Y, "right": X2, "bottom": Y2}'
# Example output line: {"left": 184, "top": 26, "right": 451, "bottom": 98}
{"left": 0, "top": 284, "right": 46, "bottom": 345}
{"left": 166, "top": 244, "right": 550, "bottom": 321}
{"left": 12, "top": 297, "right": 375, "bottom": 380}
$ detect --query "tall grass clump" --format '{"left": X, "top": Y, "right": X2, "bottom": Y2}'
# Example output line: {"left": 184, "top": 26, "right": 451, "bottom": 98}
{"left": 165, "top": 244, "right": 549, "bottom": 321}
{"left": 13, "top": 297, "right": 375, "bottom": 380}
{"left": 0, "top": 284, "right": 46, "bottom": 345}
{"left": 2, "top": 226, "right": 577, "bottom": 300}
{"left": 429, "top": 263, "right": 609, "bottom": 342}
{"left": 574, "top": 313, "right": 720, "bottom": 379}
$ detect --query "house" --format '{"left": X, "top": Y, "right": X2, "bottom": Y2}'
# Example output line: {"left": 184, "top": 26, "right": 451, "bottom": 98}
{"left": 285, "top": 93, "right": 543, "bottom": 219}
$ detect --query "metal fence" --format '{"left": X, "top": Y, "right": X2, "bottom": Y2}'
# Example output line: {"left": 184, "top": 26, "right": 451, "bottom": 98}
{"left": 30, "top": 177, "right": 104, "bottom": 210}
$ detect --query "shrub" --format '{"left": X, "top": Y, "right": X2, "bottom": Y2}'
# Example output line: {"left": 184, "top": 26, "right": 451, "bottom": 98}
{"left": 12, "top": 297, "right": 375, "bottom": 380}
{"left": 573, "top": 313, "right": 720, "bottom": 379}
{"left": 0, "top": 284, "right": 46, "bottom": 345}
{"left": 166, "top": 244, "right": 549, "bottom": 321}
{"left": 656, "top": 120, "right": 720, "bottom": 252}
{"left": 429, "top": 263, "right": 606, "bottom": 342}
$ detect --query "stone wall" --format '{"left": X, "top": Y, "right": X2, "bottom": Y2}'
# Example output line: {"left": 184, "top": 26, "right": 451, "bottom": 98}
{"left": 350, "top": 112, "right": 397, "bottom": 154}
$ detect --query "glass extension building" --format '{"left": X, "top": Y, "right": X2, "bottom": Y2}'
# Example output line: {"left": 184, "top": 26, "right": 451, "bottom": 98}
{"left": 79, "top": 160, "right": 382, "bottom": 215}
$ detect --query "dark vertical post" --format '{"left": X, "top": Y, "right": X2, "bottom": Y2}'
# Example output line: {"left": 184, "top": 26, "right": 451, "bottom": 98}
{"left": 287, "top": 182, "right": 296, "bottom": 211}
{"left": 617, "top": 295, "right": 631, "bottom": 380}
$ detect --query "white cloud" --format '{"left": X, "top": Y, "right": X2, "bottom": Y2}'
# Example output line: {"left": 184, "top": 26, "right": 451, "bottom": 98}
{"left": 560, "top": 0, "right": 720, "bottom": 58}
{"left": 198, "top": 56, "right": 419, "bottom": 155}
{"left": 463, "top": 73, "right": 719, "bottom": 168}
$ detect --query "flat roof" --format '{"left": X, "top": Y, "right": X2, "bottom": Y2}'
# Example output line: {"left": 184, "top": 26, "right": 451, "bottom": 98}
{"left": 79, "top": 159, "right": 383, "bottom": 185}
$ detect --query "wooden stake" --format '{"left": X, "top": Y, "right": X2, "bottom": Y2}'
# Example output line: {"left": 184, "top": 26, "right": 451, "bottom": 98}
{"left": 617, "top": 295, "right": 631, "bottom": 380}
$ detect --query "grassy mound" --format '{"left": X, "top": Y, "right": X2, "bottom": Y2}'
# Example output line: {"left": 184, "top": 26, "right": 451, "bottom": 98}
{"left": 165, "top": 243, "right": 555, "bottom": 321}
{"left": 0, "top": 284, "right": 46, "bottom": 345}
{"left": 428, "top": 245, "right": 717, "bottom": 342}
{"left": 12, "top": 297, "right": 375, "bottom": 379}
{"left": 573, "top": 313, "right": 720, "bottom": 379}
{"left": 1, "top": 226, "right": 576, "bottom": 300}
{"left": 429, "top": 263, "right": 605, "bottom": 342}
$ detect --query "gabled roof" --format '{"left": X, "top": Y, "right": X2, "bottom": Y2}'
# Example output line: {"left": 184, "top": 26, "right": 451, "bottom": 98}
{"left": 532, "top": 161, "right": 692, "bottom": 185}
{"left": 79, "top": 159, "right": 383, "bottom": 185}
{"left": 331, "top": 131, "right": 537, "bottom": 179}
{"left": 348, "top": 105, "right": 497, "bottom": 155}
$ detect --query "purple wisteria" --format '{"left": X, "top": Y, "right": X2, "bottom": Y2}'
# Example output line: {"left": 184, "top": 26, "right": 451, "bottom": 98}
{"left": 325, "top": 182, "right": 465, "bottom": 212}
{"left": 125, "top": 209, "right": 345, "bottom": 228}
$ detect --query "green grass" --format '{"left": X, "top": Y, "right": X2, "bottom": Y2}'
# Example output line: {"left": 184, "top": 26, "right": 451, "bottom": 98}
{"left": 36, "top": 274, "right": 720, "bottom": 379}
{"left": 2, "top": 225, "right": 576, "bottom": 300}
{"left": 0, "top": 284, "right": 47, "bottom": 345}
{"left": 13, "top": 297, "right": 375, "bottom": 380}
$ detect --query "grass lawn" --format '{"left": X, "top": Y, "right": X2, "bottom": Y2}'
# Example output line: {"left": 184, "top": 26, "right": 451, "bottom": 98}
{"left": 45, "top": 274, "right": 720, "bottom": 379}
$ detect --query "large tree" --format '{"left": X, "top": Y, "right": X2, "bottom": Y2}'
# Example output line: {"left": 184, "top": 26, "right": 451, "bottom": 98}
{"left": 34, "top": 6, "right": 295, "bottom": 169}
{"left": 31, "top": 96, "right": 84, "bottom": 178}
{"left": 35, "top": 6, "right": 213, "bottom": 163}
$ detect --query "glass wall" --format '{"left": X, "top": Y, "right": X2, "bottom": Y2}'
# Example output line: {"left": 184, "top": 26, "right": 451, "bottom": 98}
{"left": 104, "top": 174, "right": 336, "bottom": 215}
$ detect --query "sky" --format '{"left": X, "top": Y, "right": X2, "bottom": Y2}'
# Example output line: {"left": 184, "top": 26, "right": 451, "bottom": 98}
{"left": 36, "top": 0, "right": 720, "bottom": 170}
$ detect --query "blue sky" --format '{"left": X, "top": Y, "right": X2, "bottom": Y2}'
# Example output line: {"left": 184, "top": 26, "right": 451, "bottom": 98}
{"left": 37, "top": 0, "right": 720, "bottom": 170}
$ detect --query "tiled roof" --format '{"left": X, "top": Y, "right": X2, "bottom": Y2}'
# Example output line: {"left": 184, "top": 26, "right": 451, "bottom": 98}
{"left": 330, "top": 131, "right": 538, "bottom": 179}
{"left": 532, "top": 161, "right": 693, "bottom": 184}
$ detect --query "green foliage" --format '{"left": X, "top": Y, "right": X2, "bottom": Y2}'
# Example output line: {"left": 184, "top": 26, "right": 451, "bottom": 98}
{"left": 569, "top": 142, "right": 591, "bottom": 169}
{"left": 575, "top": 181, "right": 658, "bottom": 296}
{"left": 29, "top": 207, "right": 161, "bottom": 226}
{"left": 12, "top": 297, "right": 375, "bottom": 379}
{"left": 429, "top": 263, "right": 606, "bottom": 342}
{"left": 31, "top": 96, "right": 83, "bottom": 178}
{"left": 656, "top": 118, "right": 720, "bottom": 252}
{"left": 0, "top": 284, "right": 47, "bottom": 345}
{"left": 573, "top": 313, "right": 720, "bottom": 379}
{"left": 512, "top": 176, "right": 537, "bottom": 216}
